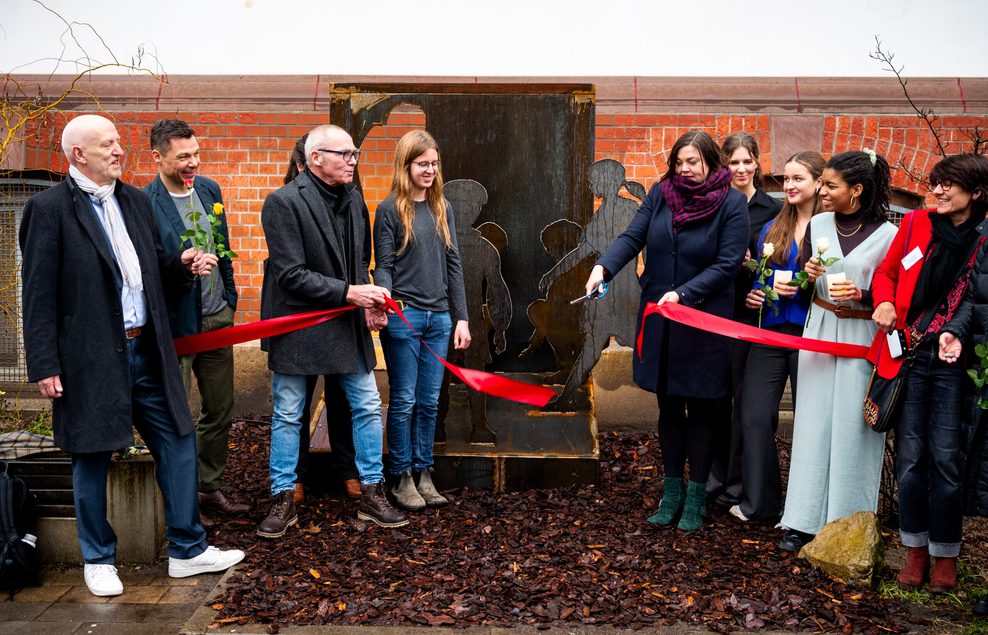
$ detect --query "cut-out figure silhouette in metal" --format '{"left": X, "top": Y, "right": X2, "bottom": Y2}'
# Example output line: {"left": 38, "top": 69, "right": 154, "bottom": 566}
{"left": 537, "top": 159, "right": 645, "bottom": 411}
{"left": 521, "top": 219, "right": 585, "bottom": 384}
{"left": 443, "top": 179, "right": 512, "bottom": 444}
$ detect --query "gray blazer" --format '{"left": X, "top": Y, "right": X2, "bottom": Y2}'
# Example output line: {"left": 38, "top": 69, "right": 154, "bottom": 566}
{"left": 260, "top": 170, "right": 375, "bottom": 375}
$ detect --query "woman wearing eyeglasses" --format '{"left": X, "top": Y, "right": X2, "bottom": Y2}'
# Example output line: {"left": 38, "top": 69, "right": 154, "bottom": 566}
{"left": 584, "top": 130, "right": 750, "bottom": 532}
{"left": 883, "top": 153, "right": 988, "bottom": 591}
{"left": 373, "top": 130, "right": 471, "bottom": 511}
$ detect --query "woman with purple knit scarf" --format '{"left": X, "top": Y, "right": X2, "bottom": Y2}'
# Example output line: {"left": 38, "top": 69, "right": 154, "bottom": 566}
{"left": 586, "top": 131, "right": 750, "bottom": 531}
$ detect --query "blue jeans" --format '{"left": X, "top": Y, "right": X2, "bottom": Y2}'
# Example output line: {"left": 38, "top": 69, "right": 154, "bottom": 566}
{"left": 72, "top": 335, "right": 207, "bottom": 563}
{"left": 269, "top": 355, "right": 384, "bottom": 494}
{"left": 896, "top": 341, "right": 965, "bottom": 557}
{"left": 380, "top": 307, "right": 452, "bottom": 475}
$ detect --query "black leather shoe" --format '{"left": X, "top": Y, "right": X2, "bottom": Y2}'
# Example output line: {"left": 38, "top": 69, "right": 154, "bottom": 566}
{"left": 199, "top": 490, "right": 249, "bottom": 515}
{"left": 779, "top": 530, "right": 815, "bottom": 553}
{"left": 257, "top": 490, "right": 298, "bottom": 538}
{"left": 974, "top": 595, "right": 988, "bottom": 617}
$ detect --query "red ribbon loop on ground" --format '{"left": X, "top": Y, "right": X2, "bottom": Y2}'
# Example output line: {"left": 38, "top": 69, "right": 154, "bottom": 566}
{"left": 637, "top": 302, "right": 870, "bottom": 360}
{"left": 172, "top": 306, "right": 358, "bottom": 357}
{"left": 383, "top": 297, "right": 556, "bottom": 407}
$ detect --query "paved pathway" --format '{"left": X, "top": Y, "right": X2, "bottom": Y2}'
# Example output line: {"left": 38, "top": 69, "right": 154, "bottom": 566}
{"left": 0, "top": 562, "right": 222, "bottom": 634}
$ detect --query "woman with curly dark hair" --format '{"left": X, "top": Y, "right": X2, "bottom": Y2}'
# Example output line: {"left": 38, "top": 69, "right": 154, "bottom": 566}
{"left": 777, "top": 150, "right": 898, "bottom": 552}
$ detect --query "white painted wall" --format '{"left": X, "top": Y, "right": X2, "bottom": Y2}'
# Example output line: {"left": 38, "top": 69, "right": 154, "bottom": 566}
{"left": 1, "top": 0, "right": 984, "bottom": 77}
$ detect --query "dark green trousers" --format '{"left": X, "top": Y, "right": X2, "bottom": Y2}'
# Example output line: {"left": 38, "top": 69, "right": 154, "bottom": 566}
{"left": 180, "top": 305, "right": 235, "bottom": 493}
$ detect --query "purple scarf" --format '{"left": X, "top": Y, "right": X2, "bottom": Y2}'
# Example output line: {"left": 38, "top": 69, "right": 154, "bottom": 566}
{"left": 661, "top": 167, "right": 732, "bottom": 231}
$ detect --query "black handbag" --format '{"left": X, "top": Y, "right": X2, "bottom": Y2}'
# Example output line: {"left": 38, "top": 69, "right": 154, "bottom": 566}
{"left": 863, "top": 367, "right": 906, "bottom": 433}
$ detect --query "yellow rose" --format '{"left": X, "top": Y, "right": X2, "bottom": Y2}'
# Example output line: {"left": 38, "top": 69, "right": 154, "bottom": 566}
{"left": 212, "top": 203, "right": 224, "bottom": 216}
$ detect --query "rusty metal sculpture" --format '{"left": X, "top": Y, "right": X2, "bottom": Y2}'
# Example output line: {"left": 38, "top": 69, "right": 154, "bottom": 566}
{"left": 443, "top": 179, "right": 512, "bottom": 443}
{"left": 521, "top": 219, "right": 585, "bottom": 384}
{"left": 536, "top": 159, "right": 644, "bottom": 410}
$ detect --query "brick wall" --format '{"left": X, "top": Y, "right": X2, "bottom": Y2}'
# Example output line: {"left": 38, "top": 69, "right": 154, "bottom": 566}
{"left": 14, "top": 78, "right": 988, "bottom": 325}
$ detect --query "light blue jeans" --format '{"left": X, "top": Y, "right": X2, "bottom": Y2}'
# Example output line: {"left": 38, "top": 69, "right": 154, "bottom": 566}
{"left": 269, "top": 356, "right": 384, "bottom": 494}
{"left": 380, "top": 307, "right": 452, "bottom": 475}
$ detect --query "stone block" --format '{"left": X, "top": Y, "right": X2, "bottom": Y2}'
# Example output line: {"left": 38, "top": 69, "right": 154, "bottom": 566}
{"left": 590, "top": 341, "right": 657, "bottom": 432}
{"left": 36, "top": 455, "right": 165, "bottom": 565}
{"left": 799, "top": 511, "right": 883, "bottom": 587}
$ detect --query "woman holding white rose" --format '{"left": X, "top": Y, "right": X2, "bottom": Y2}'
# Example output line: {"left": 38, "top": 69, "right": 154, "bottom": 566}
{"left": 778, "top": 150, "right": 898, "bottom": 552}
{"left": 730, "top": 151, "right": 824, "bottom": 523}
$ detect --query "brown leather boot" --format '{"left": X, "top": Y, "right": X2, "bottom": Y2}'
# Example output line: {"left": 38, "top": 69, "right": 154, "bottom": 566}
{"left": 292, "top": 483, "right": 305, "bottom": 504}
{"left": 199, "top": 490, "right": 249, "bottom": 515}
{"left": 897, "top": 546, "right": 929, "bottom": 587}
{"left": 256, "top": 490, "right": 298, "bottom": 539}
{"left": 930, "top": 557, "right": 957, "bottom": 592}
{"left": 343, "top": 478, "right": 361, "bottom": 499}
{"left": 357, "top": 482, "right": 409, "bottom": 528}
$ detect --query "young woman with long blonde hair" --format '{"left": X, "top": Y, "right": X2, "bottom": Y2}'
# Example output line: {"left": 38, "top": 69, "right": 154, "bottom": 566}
{"left": 373, "top": 130, "right": 471, "bottom": 511}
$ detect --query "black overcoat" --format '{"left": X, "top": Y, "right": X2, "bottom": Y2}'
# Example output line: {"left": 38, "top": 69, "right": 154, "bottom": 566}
{"left": 19, "top": 177, "right": 194, "bottom": 453}
{"left": 260, "top": 171, "right": 375, "bottom": 375}
{"left": 597, "top": 183, "right": 749, "bottom": 397}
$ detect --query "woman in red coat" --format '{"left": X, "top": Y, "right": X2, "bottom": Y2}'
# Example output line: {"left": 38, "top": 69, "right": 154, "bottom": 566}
{"left": 869, "top": 153, "right": 988, "bottom": 591}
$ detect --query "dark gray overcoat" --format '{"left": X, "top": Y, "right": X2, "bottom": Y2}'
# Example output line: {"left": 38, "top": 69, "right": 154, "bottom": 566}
{"left": 19, "top": 177, "right": 194, "bottom": 453}
{"left": 597, "top": 183, "right": 749, "bottom": 397}
{"left": 260, "top": 171, "right": 375, "bottom": 375}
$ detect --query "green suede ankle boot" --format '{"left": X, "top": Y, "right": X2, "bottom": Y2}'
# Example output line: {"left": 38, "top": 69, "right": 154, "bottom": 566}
{"left": 647, "top": 476, "right": 685, "bottom": 526}
{"left": 677, "top": 480, "right": 707, "bottom": 531}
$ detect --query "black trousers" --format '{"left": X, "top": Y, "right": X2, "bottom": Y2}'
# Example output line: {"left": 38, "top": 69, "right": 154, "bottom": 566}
{"left": 736, "top": 322, "right": 801, "bottom": 519}
{"left": 657, "top": 394, "right": 721, "bottom": 483}
{"left": 296, "top": 375, "right": 358, "bottom": 484}
{"left": 707, "top": 339, "right": 751, "bottom": 504}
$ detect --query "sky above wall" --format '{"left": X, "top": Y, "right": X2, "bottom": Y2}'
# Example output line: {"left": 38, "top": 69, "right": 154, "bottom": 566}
{"left": 1, "top": 0, "right": 984, "bottom": 78}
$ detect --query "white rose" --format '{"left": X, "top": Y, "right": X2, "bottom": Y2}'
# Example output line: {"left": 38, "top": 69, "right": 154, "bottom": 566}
{"left": 816, "top": 236, "right": 831, "bottom": 254}
{"left": 762, "top": 242, "right": 775, "bottom": 258}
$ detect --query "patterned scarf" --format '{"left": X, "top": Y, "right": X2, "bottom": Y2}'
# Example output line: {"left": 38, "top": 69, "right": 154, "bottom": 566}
{"left": 661, "top": 167, "right": 733, "bottom": 232}
{"left": 915, "top": 235, "right": 986, "bottom": 337}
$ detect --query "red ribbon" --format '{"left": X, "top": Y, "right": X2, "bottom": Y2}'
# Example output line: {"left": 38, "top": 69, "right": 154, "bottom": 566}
{"left": 637, "top": 302, "right": 870, "bottom": 359}
{"left": 172, "top": 306, "right": 358, "bottom": 357}
{"left": 173, "top": 300, "right": 557, "bottom": 408}
{"left": 383, "top": 298, "right": 556, "bottom": 407}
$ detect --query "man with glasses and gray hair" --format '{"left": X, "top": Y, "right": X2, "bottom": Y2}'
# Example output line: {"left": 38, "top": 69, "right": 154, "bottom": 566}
{"left": 258, "top": 124, "right": 407, "bottom": 538}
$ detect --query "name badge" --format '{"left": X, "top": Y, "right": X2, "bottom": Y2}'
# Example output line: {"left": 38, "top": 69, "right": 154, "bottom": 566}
{"left": 901, "top": 247, "right": 923, "bottom": 271}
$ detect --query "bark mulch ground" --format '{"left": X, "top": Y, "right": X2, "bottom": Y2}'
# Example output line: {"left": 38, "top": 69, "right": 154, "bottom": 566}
{"left": 204, "top": 419, "right": 985, "bottom": 632}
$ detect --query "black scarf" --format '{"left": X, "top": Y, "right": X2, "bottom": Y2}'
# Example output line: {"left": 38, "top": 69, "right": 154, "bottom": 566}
{"left": 907, "top": 212, "right": 982, "bottom": 324}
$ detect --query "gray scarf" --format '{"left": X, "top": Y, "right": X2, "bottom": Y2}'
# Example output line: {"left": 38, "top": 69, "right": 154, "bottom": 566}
{"left": 69, "top": 165, "right": 144, "bottom": 294}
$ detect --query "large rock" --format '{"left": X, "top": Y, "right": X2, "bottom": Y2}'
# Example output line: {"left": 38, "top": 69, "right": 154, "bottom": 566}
{"left": 799, "top": 511, "right": 883, "bottom": 587}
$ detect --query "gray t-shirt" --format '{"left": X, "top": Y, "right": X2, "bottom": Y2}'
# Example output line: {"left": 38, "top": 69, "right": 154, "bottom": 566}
{"left": 373, "top": 196, "right": 468, "bottom": 321}
{"left": 170, "top": 189, "right": 227, "bottom": 317}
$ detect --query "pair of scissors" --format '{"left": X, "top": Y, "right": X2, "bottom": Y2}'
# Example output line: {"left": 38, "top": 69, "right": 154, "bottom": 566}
{"left": 569, "top": 282, "right": 609, "bottom": 305}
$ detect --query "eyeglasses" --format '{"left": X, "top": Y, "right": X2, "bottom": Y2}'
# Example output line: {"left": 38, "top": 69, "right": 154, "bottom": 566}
{"left": 413, "top": 160, "right": 441, "bottom": 170}
{"left": 317, "top": 149, "right": 360, "bottom": 162}
{"left": 930, "top": 181, "right": 954, "bottom": 192}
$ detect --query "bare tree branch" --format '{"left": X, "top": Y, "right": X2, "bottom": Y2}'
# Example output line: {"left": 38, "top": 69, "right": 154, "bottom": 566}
{"left": 869, "top": 35, "right": 947, "bottom": 157}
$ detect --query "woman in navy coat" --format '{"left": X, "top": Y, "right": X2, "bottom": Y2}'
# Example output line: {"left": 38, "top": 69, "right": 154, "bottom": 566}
{"left": 586, "top": 131, "right": 749, "bottom": 531}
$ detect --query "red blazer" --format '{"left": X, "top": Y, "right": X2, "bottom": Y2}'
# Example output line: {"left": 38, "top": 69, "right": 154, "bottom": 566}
{"left": 867, "top": 210, "right": 933, "bottom": 379}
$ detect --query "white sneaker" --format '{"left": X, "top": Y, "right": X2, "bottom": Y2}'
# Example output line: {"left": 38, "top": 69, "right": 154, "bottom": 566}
{"left": 84, "top": 563, "right": 123, "bottom": 597}
{"left": 728, "top": 505, "right": 750, "bottom": 522}
{"left": 168, "top": 545, "right": 245, "bottom": 578}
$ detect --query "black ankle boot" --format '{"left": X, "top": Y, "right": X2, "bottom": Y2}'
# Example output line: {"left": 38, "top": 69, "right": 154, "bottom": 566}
{"left": 358, "top": 482, "right": 409, "bottom": 528}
